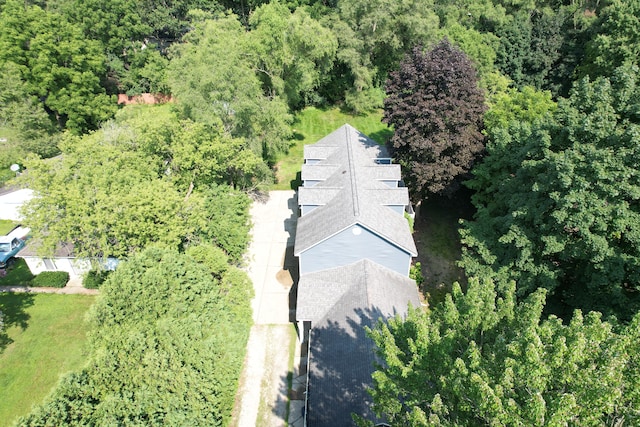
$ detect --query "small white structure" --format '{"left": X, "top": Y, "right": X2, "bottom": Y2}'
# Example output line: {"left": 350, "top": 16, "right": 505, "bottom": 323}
{"left": 0, "top": 188, "right": 34, "bottom": 221}
{"left": 18, "top": 243, "right": 93, "bottom": 279}
{"left": 0, "top": 188, "right": 118, "bottom": 278}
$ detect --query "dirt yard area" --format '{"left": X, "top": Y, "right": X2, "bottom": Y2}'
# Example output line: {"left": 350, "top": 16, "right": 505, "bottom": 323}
{"left": 413, "top": 190, "right": 475, "bottom": 306}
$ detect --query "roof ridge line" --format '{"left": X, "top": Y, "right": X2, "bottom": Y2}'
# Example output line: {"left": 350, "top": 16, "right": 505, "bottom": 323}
{"left": 346, "top": 126, "right": 360, "bottom": 217}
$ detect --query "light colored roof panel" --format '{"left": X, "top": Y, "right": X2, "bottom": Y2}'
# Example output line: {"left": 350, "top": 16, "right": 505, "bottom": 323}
{"left": 298, "top": 187, "right": 342, "bottom": 206}
{"left": 363, "top": 188, "right": 410, "bottom": 206}
{"left": 300, "top": 164, "right": 339, "bottom": 181}
{"left": 362, "top": 164, "right": 402, "bottom": 181}
{"left": 296, "top": 258, "right": 420, "bottom": 322}
{"left": 304, "top": 145, "right": 337, "bottom": 160}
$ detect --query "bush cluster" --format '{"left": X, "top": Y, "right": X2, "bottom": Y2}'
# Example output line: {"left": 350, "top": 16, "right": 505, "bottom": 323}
{"left": 82, "top": 270, "right": 111, "bottom": 289}
{"left": 30, "top": 271, "right": 69, "bottom": 288}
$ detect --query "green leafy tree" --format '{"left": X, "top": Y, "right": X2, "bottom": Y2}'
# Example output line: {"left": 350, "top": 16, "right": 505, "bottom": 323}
{"left": 362, "top": 278, "right": 640, "bottom": 426}
{"left": 580, "top": 0, "right": 640, "bottom": 79}
{"left": 484, "top": 85, "right": 557, "bottom": 134}
{"left": 0, "top": 62, "right": 59, "bottom": 162}
{"left": 248, "top": 2, "right": 338, "bottom": 109}
{"left": 168, "top": 13, "right": 292, "bottom": 161}
{"left": 440, "top": 23, "right": 500, "bottom": 80}
{"left": 16, "top": 247, "right": 253, "bottom": 426}
{"left": 322, "top": 0, "right": 440, "bottom": 112}
{"left": 19, "top": 129, "right": 202, "bottom": 260}
{"left": 114, "top": 106, "right": 270, "bottom": 191}
{"left": 196, "top": 184, "right": 252, "bottom": 262}
{"left": 494, "top": 7, "right": 572, "bottom": 95}
{"left": 0, "top": 0, "right": 116, "bottom": 133}
{"left": 461, "top": 66, "right": 640, "bottom": 320}
{"left": 383, "top": 39, "right": 486, "bottom": 200}
{"left": 59, "top": 0, "right": 150, "bottom": 57}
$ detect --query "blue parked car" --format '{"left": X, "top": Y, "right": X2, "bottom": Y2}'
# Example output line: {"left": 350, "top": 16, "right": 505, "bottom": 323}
{"left": 0, "top": 235, "right": 26, "bottom": 268}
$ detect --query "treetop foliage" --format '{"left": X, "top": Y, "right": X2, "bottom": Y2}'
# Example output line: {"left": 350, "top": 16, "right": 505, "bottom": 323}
{"left": 19, "top": 106, "right": 255, "bottom": 263}
{"left": 16, "top": 247, "right": 253, "bottom": 427}
{"left": 461, "top": 65, "right": 640, "bottom": 320}
{"left": 363, "top": 277, "right": 640, "bottom": 426}
{"left": 384, "top": 39, "right": 486, "bottom": 200}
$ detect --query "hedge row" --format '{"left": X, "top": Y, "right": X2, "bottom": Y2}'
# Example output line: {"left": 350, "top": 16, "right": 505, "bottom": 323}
{"left": 30, "top": 271, "right": 70, "bottom": 288}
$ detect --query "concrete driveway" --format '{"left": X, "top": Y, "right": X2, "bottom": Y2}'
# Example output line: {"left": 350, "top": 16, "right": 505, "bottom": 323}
{"left": 246, "top": 190, "right": 298, "bottom": 325}
{"left": 234, "top": 191, "right": 305, "bottom": 427}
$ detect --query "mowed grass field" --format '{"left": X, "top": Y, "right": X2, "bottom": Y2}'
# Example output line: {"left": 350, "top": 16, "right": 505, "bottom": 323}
{"left": 272, "top": 107, "right": 392, "bottom": 190}
{"left": 0, "top": 293, "right": 95, "bottom": 427}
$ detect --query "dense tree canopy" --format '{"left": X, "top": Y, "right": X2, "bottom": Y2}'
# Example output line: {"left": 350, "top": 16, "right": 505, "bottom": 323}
{"left": 581, "top": 0, "right": 640, "bottom": 80}
{"left": 249, "top": 2, "right": 338, "bottom": 109}
{"left": 384, "top": 39, "right": 486, "bottom": 200}
{"left": 461, "top": 66, "right": 640, "bottom": 320}
{"left": 19, "top": 106, "right": 257, "bottom": 262}
{"left": 0, "top": 0, "right": 116, "bottom": 133}
{"left": 16, "top": 247, "right": 253, "bottom": 426}
{"left": 167, "top": 13, "right": 293, "bottom": 161}
{"left": 363, "top": 278, "right": 640, "bottom": 426}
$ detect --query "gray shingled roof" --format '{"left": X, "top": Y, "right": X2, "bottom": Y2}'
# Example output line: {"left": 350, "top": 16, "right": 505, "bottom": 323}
{"left": 297, "top": 187, "right": 342, "bottom": 206}
{"left": 300, "top": 164, "right": 339, "bottom": 181}
{"left": 303, "top": 145, "right": 338, "bottom": 161}
{"left": 297, "top": 259, "right": 420, "bottom": 425}
{"left": 295, "top": 124, "right": 417, "bottom": 256}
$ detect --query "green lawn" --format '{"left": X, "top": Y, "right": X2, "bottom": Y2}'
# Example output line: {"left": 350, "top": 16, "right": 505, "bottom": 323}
{"left": 272, "top": 107, "right": 393, "bottom": 190}
{"left": 0, "top": 220, "right": 17, "bottom": 236}
{"left": 0, "top": 258, "right": 35, "bottom": 286}
{"left": 0, "top": 293, "right": 95, "bottom": 427}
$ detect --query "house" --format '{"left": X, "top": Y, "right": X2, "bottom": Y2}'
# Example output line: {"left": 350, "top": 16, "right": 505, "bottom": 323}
{"left": 295, "top": 125, "right": 417, "bottom": 277}
{"left": 295, "top": 125, "right": 420, "bottom": 425}
{"left": 0, "top": 187, "right": 116, "bottom": 278}
{"left": 296, "top": 259, "right": 420, "bottom": 425}
{"left": 17, "top": 242, "right": 118, "bottom": 279}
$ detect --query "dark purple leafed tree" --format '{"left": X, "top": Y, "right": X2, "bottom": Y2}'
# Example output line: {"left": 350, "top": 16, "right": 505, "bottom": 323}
{"left": 384, "top": 39, "right": 486, "bottom": 201}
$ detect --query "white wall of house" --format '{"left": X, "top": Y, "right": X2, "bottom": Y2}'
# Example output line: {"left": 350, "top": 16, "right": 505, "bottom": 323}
{"left": 22, "top": 256, "right": 92, "bottom": 279}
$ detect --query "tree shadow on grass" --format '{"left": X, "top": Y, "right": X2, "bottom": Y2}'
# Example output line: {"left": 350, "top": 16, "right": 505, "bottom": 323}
{"left": 0, "top": 292, "right": 35, "bottom": 352}
{"left": 367, "top": 128, "right": 393, "bottom": 145}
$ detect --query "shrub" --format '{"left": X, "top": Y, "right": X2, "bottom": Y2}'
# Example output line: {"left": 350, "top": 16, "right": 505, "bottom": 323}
{"left": 410, "top": 262, "right": 424, "bottom": 287}
{"left": 83, "top": 270, "right": 111, "bottom": 289}
{"left": 31, "top": 271, "right": 69, "bottom": 288}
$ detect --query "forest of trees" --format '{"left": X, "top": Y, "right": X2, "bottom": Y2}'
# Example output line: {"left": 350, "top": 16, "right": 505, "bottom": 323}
{"left": 2, "top": 0, "right": 640, "bottom": 424}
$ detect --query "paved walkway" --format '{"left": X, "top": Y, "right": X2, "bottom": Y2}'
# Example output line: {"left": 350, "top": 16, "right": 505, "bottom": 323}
{"left": 234, "top": 191, "right": 306, "bottom": 427}
{"left": 0, "top": 277, "right": 99, "bottom": 295}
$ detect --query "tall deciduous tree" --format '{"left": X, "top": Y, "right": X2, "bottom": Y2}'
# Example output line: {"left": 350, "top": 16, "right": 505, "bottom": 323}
{"left": 326, "top": 0, "right": 440, "bottom": 112}
{"left": 0, "top": 0, "right": 116, "bottom": 133}
{"left": 20, "top": 131, "right": 200, "bottom": 260}
{"left": 167, "top": 14, "right": 292, "bottom": 161}
{"left": 383, "top": 40, "right": 486, "bottom": 200}
{"left": 248, "top": 2, "right": 337, "bottom": 109}
{"left": 0, "top": 61, "right": 59, "bottom": 161}
{"left": 461, "top": 66, "right": 640, "bottom": 320}
{"left": 580, "top": 0, "right": 640, "bottom": 79}
{"left": 362, "top": 278, "right": 640, "bottom": 426}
